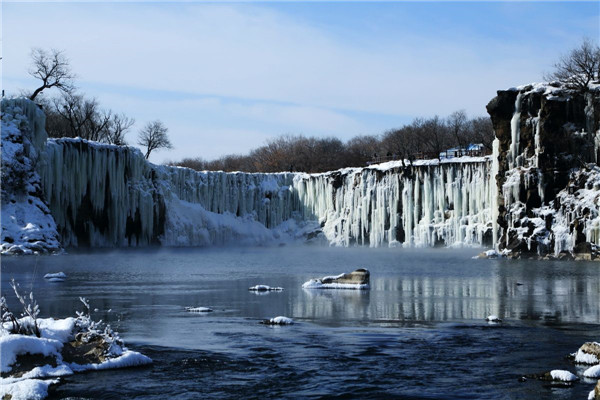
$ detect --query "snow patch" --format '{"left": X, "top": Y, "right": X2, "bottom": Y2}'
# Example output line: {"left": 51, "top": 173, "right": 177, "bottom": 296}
{"left": 549, "top": 370, "right": 579, "bottom": 382}
{"left": 583, "top": 364, "right": 600, "bottom": 378}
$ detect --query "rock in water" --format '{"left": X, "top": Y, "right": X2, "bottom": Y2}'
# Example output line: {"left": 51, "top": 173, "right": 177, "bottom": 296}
{"left": 485, "top": 315, "right": 502, "bottom": 323}
{"left": 302, "top": 268, "right": 370, "bottom": 289}
{"left": 260, "top": 316, "right": 294, "bottom": 325}
{"left": 575, "top": 342, "right": 600, "bottom": 365}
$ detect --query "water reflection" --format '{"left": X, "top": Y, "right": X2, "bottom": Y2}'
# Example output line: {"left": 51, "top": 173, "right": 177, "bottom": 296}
{"left": 1, "top": 248, "right": 598, "bottom": 329}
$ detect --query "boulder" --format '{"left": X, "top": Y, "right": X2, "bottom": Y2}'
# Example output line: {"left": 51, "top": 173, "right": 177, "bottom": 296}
{"left": 61, "top": 333, "right": 110, "bottom": 365}
{"left": 321, "top": 268, "right": 370, "bottom": 285}
{"left": 575, "top": 342, "right": 600, "bottom": 364}
{"left": 302, "top": 268, "right": 370, "bottom": 289}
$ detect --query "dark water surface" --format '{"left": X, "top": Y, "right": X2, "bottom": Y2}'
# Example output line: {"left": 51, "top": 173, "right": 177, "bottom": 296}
{"left": 2, "top": 247, "right": 599, "bottom": 399}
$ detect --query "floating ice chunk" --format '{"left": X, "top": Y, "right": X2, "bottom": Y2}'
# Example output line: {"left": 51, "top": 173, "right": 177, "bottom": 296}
{"left": 549, "top": 370, "right": 579, "bottom": 382}
{"left": 485, "top": 315, "right": 502, "bottom": 323}
{"left": 583, "top": 364, "right": 600, "bottom": 378}
{"left": 248, "top": 285, "right": 283, "bottom": 292}
{"left": 261, "top": 316, "right": 294, "bottom": 325}
{"left": 589, "top": 389, "right": 595, "bottom": 400}
{"left": 44, "top": 272, "right": 66, "bottom": 279}
{"left": 302, "top": 269, "right": 370, "bottom": 290}
{"left": 43, "top": 272, "right": 66, "bottom": 282}
{"left": 185, "top": 307, "right": 213, "bottom": 313}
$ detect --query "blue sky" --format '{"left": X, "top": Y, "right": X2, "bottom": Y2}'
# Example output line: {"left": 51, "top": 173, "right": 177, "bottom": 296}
{"left": 2, "top": 1, "right": 599, "bottom": 163}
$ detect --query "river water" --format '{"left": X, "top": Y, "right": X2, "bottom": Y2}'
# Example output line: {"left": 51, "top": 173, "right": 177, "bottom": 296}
{"left": 1, "top": 246, "right": 599, "bottom": 399}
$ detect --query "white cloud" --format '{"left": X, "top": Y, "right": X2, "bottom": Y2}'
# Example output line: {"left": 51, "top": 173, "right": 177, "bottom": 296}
{"left": 2, "top": 2, "right": 595, "bottom": 162}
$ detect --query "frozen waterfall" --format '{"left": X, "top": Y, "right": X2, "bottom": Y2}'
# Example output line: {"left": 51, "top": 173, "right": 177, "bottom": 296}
{"left": 2, "top": 98, "right": 496, "bottom": 250}
{"left": 37, "top": 138, "right": 495, "bottom": 249}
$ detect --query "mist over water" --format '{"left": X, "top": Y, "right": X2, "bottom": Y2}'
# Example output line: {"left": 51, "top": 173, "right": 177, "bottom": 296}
{"left": 2, "top": 246, "right": 599, "bottom": 399}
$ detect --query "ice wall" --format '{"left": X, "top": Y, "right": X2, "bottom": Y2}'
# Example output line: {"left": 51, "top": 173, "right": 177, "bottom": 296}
{"left": 295, "top": 158, "right": 494, "bottom": 247}
{"left": 36, "top": 136, "right": 494, "bottom": 249}
{"left": 38, "top": 138, "right": 309, "bottom": 247}
{"left": 3, "top": 98, "right": 496, "bottom": 250}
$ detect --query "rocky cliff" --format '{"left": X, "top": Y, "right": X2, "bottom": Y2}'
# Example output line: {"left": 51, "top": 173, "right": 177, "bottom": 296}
{"left": 487, "top": 82, "right": 600, "bottom": 259}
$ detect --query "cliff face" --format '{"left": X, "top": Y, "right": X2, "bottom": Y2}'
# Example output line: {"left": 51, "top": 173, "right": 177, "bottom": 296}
{"left": 0, "top": 99, "right": 61, "bottom": 254}
{"left": 487, "top": 83, "right": 600, "bottom": 258}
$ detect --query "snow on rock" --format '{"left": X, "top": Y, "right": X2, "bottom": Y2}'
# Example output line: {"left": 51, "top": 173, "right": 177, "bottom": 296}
{"left": 185, "top": 307, "right": 213, "bottom": 313}
{"left": 0, "top": 378, "right": 59, "bottom": 400}
{"left": 583, "top": 365, "right": 600, "bottom": 378}
{"left": 68, "top": 350, "right": 152, "bottom": 372}
{"left": 549, "top": 370, "right": 579, "bottom": 382}
{"left": 261, "top": 316, "right": 294, "bottom": 325}
{"left": 0, "top": 314, "right": 150, "bottom": 400}
{"left": 485, "top": 315, "right": 502, "bottom": 323}
{"left": 0, "top": 334, "right": 64, "bottom": 373}
{"left": 248, "top": 285, "right": 283, "bottom": 292}
{"left": 589, "top": 389, "right": 596, "bottom": 400}
{"left": 1, "top": 99, "right": 61, "bottom": 255}
{"left": 574, "top": 342, "right": 600, "bottom": 365}
{"left": 302, "top": 269, "right": 370, "bottom": 290}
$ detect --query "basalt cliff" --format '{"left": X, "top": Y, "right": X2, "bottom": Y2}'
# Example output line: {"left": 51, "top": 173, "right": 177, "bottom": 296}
{"left": 488, "top": 82, "right": 600, "bottom": 259}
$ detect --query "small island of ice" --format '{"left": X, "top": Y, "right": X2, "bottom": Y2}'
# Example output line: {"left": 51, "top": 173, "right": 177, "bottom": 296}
{"left": 185, "top": 307, "right": 213, "bottom": 313}
{"left": 43, "top": 272, "right": 67, "bottom": 282}
{"left": 248, "top": 285, "right": 284, "bottom": 292}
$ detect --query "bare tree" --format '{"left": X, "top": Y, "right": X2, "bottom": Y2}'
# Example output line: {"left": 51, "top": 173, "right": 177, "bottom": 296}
{"left": 447, "top": 110, "right": 469, "bottom": 154}
{"left": 346, "top": 135, "right": 381, "bottom": 167}
{"left": 470, "top": 116, "right": 495, "bottom": 152}
{"left": 28, "top": 48, "right": 76, "bottom": 101}
{"left": 105, "top": 113, "right": 135, "bottom": 145}
{"left": 545, "top": 38, "right": 600, "bottom": 92}
{"left": 421, "top": 116, "right": 451, "bottom": 160}
{"left": 138, "top": 120, "right": 173, "bottom": 159}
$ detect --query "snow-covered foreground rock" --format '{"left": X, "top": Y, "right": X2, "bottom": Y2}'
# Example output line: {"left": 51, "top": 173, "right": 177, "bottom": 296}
{"left": 0, "top": 298, "right": 151, "bottom": 400}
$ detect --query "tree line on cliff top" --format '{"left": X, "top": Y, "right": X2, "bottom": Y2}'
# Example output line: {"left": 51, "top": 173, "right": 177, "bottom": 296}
{"left": 19, "top": 39, "right": 600, "bottom": 173}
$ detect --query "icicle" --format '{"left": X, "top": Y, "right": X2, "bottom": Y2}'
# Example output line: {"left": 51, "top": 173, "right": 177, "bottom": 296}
{"left": 508, "top": 92, "right": 523, "bottom": 169}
